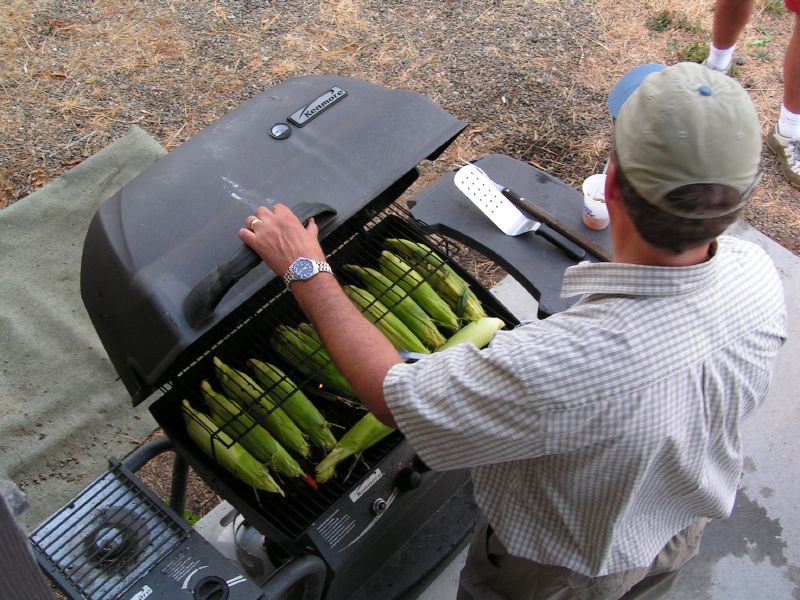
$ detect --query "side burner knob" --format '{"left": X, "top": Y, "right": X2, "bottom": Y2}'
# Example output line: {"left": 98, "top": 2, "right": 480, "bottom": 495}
{"left": 193, "top": 575, "right": 229, "bottom": 600}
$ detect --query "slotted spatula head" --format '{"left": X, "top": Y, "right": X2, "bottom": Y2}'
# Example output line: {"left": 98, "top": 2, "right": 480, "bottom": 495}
{"left": 454, "top": 164, "right": 537, "bottom": 236}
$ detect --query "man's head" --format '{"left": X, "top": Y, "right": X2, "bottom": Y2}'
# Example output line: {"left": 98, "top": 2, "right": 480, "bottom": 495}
{"left": 607, "top": 62, "right": 762, "bottom": 253}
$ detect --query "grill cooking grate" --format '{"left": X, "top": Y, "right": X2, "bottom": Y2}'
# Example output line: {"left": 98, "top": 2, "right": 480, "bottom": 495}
{"left": 154, "top": 204, "right": 509, "bottom": 543}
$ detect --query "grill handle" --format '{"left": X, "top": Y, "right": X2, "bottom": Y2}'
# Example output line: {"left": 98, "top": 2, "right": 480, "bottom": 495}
{"left": 260, "top": 554, "right": 327, "bottom": 600}
{"left": 183, "top": 201, "right": 337, "bottom": 329}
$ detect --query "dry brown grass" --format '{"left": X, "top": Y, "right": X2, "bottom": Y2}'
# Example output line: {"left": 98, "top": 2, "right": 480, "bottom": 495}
{"left": 589, "top": 0, "right": 798, "bottom": 251}
{"left": 0, "top": 0, "right": 796, "bottom": 238}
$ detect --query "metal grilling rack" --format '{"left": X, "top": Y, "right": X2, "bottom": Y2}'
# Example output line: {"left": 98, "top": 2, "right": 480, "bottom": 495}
{"left": 154, "top": 205, "right": 517, "bottom": 544}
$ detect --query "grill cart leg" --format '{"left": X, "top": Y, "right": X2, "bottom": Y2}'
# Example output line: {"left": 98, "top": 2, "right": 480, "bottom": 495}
{"left": 260, "top": 554, "right": 327, "bottom": 600}
{"left": 121, "top": 436, "right": 189, "bottom": 517}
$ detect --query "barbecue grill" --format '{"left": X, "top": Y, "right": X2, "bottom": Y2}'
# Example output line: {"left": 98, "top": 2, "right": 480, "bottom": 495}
{"left": 31, "top": 75, "right": 610, "bottom": 599}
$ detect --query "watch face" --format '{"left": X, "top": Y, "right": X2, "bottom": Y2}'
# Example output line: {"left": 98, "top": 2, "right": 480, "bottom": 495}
{"left": 291, "top": 258, "right": 315, "bottom": 279}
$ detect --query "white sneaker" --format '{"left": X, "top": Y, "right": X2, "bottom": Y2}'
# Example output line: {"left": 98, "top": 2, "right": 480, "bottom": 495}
{"left": 766, "top": 125, "right": 800, "bottom": 189}
{"left": 701, "top": 57, "right": 732, "bottom": 76}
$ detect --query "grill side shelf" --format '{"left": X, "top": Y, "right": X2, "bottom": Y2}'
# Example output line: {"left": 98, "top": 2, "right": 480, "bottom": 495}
{"left": 410, "top": 154, "right": 613, "bottom": 318}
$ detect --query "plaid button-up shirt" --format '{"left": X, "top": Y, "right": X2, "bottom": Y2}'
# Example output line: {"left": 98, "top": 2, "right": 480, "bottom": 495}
{"left": 384, "top": 235, "right": 787, "bottom": 576}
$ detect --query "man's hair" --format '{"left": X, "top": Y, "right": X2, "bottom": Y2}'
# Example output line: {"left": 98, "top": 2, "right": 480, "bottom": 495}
{"left": 613, "top": 152, "right": 743, "bottom": 254}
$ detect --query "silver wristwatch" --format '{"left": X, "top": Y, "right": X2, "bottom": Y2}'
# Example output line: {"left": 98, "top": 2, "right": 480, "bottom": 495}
{"left": 283, "top": 257, "right": 332, "bottom": 287}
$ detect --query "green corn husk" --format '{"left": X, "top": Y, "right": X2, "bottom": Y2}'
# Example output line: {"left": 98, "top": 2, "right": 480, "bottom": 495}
{"left": 181, "top": 400, "right": 284, "bottom": 495}
{"left": 438, "top": 317, "right": 505, "bottom": 351}
{"left": 246, "top": 359, "right": 338, "bottom": 450}
{"left": 315, "top": 413, "right": 395, "bottom": 483}
{"left": 378, "top": 251, "right": 460, "bottom": 332}
{"left": 343, "top": 264, "right": 446, "bottom": 350}
{"left": 297, "top": 322, "right": 322, "bottom": 345}
{"left": 384, "top": 238, "right": 487, "bottom": 322}
{"left": 343, "top": 285, "right": 429, "bottom": 354}
{"left": 270, "top": 324, "right": 355, "bottom": 398}
{"left": 200, "top": 380, "right": 306, "bottom": 478}
{"left": 213, "top": 357, "right": 311, "bottom": 458}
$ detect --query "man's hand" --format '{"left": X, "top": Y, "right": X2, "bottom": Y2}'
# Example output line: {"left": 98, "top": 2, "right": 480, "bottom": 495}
{"left": 237, "top": 202, "right": 401, "bottom": 428}
{"left": 238, "top": 204, "right": 326, "bottom": 277}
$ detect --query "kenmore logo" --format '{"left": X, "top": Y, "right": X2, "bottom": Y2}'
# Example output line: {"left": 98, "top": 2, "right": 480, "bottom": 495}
{"left": 129, "top": 584, "right": 153, "bottom": 600}
{"left": 288, "top": 87, "right": 347, "bottom": 127}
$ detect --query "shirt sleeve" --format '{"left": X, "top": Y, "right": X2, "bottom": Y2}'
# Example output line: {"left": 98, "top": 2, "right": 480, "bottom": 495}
{"left": 382, "top": 324, "right": 620, "bottom": 471}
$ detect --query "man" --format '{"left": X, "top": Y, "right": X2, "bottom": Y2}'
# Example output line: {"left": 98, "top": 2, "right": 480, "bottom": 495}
{"left": 704, "top": 0, "right": 800, "bottom": 188}
{"left": 239, "top": 63, "right": 787, "bottom": 599}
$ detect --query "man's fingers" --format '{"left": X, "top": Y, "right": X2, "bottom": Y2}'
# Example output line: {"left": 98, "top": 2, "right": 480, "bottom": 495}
{"left": 238, "top": 227, "right": 255, "bottom": 245}
{"left": 306, "top": 217, "right": 319, "bottom": 237}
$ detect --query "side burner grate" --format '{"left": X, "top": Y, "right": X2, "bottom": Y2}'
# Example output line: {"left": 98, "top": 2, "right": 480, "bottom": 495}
{"left": 30, "top": 462, "right": 189, "bottom": 600}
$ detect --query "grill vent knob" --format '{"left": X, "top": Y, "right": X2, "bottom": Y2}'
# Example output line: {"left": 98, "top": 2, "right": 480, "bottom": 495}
{"left": 395, "top": 467, "right": 422, "bottom": 491}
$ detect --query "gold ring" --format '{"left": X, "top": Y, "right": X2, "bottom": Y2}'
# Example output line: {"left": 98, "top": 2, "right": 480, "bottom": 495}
{"left": 249, "top": 218, "right": 262, "bottom": 232}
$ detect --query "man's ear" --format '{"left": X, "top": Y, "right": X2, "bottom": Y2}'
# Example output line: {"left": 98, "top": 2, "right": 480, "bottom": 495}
{"left": 604, "top": 158, "right": 622, "bottom": 206}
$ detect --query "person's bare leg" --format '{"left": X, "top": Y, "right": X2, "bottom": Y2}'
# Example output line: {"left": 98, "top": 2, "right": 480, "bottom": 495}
{"left": 783, "top": 14, "right": 800, "bottom": 113}
{"left": 711, "top": 0, "right": 754, "bottom": 48}
{"left": 767, "top": 12, "right": 800, "bottom": 189}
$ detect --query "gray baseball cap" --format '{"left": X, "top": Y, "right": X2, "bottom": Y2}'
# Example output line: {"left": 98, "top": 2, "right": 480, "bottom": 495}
{"left": 611, "top": 62, "right": 762, "bottom": 219}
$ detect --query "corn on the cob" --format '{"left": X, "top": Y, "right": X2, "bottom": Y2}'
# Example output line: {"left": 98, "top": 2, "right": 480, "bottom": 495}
{"left": 297, "top": 322, "right": 322, "bottom": 345}
{"left": 269, "top": 325, "right": 355, "bottom": 398}
{"left": 181, "top": 399, "right": 284, "bottom": 495}
{"left": 438, "top": 317, "right": 505, "bottom": 351}
{"left": 213, "top": 357, "right": 311, "bottom": 458}
{"left": 343, "top": 264, "right": 446, "bottom": 350}
{"left": 295, "top": 324, "right": 361, "bottom": 406}
{"left": 379, "top": 251, "right": 460, "bottom": 332}
{"left": 385, "top": 238, "right": 487, "bottom": 322}
{"left": 200, "top": 380, "right": 306, "bottom": 478}
{"left": 315, "top": 413, "right": 395, "bottom": 483}
{"left": 343, "top": 285, "right": 429, "bottom": 354}
{"left": 246, "top": 359, "right": 338, "bottom": 450}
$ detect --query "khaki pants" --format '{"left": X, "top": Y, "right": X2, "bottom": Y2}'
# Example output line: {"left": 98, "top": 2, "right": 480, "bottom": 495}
{"left": 457, "top": 519, "right": 707, "bottom": 600}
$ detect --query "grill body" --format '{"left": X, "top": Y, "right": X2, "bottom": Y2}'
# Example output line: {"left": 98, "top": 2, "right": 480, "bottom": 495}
{"left": 149, "top": 209, "right": 519, "bottom": 599}
{"left": 77, "top": 76, "right": 516, "bottom": 599}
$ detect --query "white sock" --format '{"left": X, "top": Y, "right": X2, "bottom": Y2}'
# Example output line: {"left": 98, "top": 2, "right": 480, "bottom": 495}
{"left": 778, "top": 105, "right": 800, "bottom": 140}
{"left": 706, "top": 44, "right": 735, "bottom": 70}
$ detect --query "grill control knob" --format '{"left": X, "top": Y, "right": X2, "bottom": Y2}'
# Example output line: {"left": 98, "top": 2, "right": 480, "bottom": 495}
{"left": 372, "top": 498, "right": 388, "bottom": 514}
{"left": 193, "top": 575, "right": 229, "bottom": 600}
{"left": 395, "top": 467, "right": 422, "bottom": 491}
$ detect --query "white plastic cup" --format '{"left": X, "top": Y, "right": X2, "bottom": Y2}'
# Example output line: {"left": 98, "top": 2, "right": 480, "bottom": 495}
{"left": 582, "top": 174, "right": 609, "bottom": 230}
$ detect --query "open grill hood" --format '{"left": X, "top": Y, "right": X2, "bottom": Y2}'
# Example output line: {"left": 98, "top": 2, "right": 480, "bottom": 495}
{"left": 80, "top": 75, "right": 466, "bottom": 404}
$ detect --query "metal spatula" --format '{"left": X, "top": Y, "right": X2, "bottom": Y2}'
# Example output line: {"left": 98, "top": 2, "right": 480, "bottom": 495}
{"left": 454, "top": 164, "right": 586, "bottom": 261}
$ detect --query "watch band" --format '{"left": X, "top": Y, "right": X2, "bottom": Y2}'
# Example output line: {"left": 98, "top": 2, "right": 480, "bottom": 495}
{"left": 283, "top": 258, "right": 332, "bottom": 287}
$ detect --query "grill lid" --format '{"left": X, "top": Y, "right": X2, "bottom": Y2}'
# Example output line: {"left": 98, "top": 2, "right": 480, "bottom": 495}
{"left": 80, "top": 75, "right": 465, "bottom": 404}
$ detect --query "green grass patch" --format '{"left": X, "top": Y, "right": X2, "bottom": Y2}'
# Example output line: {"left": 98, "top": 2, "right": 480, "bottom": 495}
{"left": 763, "top": 0, "right": 787, "bottom": 15}
{"left": 648, "top": 9, "right": 705, "bottom": 34}
{"left": 647, "top": 10, "right": 674, "bottom": 32}
{"left": 679, "top": 41, "right": 710, "bottom": 63}
{"left": 164, "top": 499, "right": 201, "bottom": 525}
{"left": 746, "top": 36, "right": 772, "bottom": 47}
{"left": 754, "top": 49, "right": 774, "bottom": 62}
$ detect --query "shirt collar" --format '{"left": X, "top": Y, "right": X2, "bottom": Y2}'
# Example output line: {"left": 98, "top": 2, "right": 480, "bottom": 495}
{"left": 561, "top": 240, "right": 720, "bottom": 299}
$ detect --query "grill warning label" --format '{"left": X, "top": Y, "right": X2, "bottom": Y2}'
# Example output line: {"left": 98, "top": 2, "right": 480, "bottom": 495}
{"left": 314, "top": 509, "right": 357, "bottom": 549}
